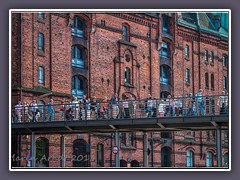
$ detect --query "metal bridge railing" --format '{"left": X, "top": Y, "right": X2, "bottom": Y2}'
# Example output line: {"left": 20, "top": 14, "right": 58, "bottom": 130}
{"left": 11, "top": 95, "right": 229, "bottom": 123}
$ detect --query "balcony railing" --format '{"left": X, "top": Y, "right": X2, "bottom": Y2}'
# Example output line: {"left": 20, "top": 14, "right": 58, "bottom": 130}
{"left": 11, "top": 95, "right": 229, "bottom": 123}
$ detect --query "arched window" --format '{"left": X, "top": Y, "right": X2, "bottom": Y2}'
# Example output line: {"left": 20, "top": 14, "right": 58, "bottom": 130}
{"left": 160, "top": 65, "right": 171, "bottom": 85}
{"left": 72, "top": 139, "right": 88, "bottom": 167}
{"left": 38, "top": 33, "right": 44, "bottom": 51}
{"left": 72, "top": 76, "right": 86, "bottom": 98}
{"left": 186, "top": 150, "right": 194, "bottom": 167}
{"left": 97, "top": 144, "right": 104, "bottom": 167}
{"left": 131, "top": 160, "right": 140, "bottom": 167}
{"left": 72, "top": 45, "right": 86, "bottom": 68}
{"left": 161, "top": 147, "right": 172, "bottom": 167}
{"left": 160, "top": 91, "right": 171, "bottom": 99}
{"left": 205, "top": 73, "right": 209, "bottom": 89}
{"left": 185, "top": 44, "right": 189, "bottom": 58}
{"left": 122, "top": 24, "right": 130, "bottom": 41}
{"left": 120, "top": 159, "right": 127, "bottom": 167}
{"left": 204, "top": 50, "right": 208, "bottom": 62}
{"left": 36, "top": 137, "right": 49, "bottom": 167}
{"left": 72, "top": 16, "right": 85, "bottom": 38}
{"left": 206, "top": 151, "right": 213, "bottom": 167}
{"left": 211, "top": 74, "right": 214, "bottom": 89}
{"left": 124, "top": 67, "right": 131, "bottom": 84}
{"left": 224, "top": 153, "right": 229, "bottom": 167}
{"left": 210, "top": 51, "right": 214, "bottom": 64}
{"left": 222, "top": 55, "right": 227, "bottom": 67}
{"left": 160, "top": 42, "right": 170, "bottom": 58}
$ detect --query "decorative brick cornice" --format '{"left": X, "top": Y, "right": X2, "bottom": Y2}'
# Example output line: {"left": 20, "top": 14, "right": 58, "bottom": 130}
{"left": 178, "top": 27, "right": 228, "bottom": 51}
{"left": 96, "top": 23, "right": 156, "bottom": 43}
{"left": 110, "top": 13, "right": 158, "bottom": 29}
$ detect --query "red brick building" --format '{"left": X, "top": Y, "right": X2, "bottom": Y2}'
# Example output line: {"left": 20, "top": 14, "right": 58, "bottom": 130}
{"left": 11, "top": 12, "right": 229, "bottom": 168}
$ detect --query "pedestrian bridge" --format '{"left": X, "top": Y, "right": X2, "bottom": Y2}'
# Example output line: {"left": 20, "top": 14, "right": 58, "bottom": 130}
{"left": 11, "top": 115, "right": 228, "bottom": 135}
{"left": 12, "top": 95, "right": 229, "bottom": 135}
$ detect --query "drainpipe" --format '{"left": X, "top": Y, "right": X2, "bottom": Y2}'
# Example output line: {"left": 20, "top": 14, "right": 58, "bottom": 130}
{"left": 49, "top": 13, "right": 52, "bottom": 91}
{"left": 118, "top": 42, "right": 121, "bottom": 97}
{"left": 88, "top": 15, "right": 91, "bottom": 97}
{"left": 149, "top": 23, "right": 152, "bottom": 95}
{"left": 32, "top": 14, "right": 34, "bottom": 96}
{"left": 192, "top": 41, "right": 195, "bottom": 95}
{"left": 19, "top": 13, "right": 23, "bottom": 101}
{"left": 151, "top": 132, "right": 154, "bottom": 167}
{"left": 110, "top": 133, "right": 113, "bottom": 167}
{"left": 88, "top": 133, "right": 91, "bottom": 167}
{"left": 18, "top": 135, "right": 22, "bottom": 167}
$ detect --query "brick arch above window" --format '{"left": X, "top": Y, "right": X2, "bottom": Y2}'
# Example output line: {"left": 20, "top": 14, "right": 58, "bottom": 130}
{"left": 185, "top": 147, "right": 196, "bottom": 153}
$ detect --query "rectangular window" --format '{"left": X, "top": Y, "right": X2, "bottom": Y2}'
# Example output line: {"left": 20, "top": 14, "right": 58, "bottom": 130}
{"left": 185, "top": 45, "right": 189, "bottom": 58}
{"left": 162, "top": 16, "right": 169, "bottom": 33}
{"left": 204, "top": 50, "right": 208, "bottom": 62}
{"left": 206, "top": 152, "right": 213, "bottom": 167}
{"left": 97, "top": 144, "right": 104, "bottom": 167}
{"left": 223, "top": 76, "right": 227, "bottom": 89}
{"left": 186, "top": 68, "right": 190, "bottom": 84}
{"left": 38, "top": 33, "right": 44, "bottom": 51}
{"left": 38, "top": 67, "right": 44, "bottom": 84}
{"left": 186, "top": 151, "right": 193, "bottom": 167}
{"left": 123, "top": 25, "right": 128, "bottom": 41}
{"left": 72, "top": 16, "right": 85, "bottom": 38}
{"left": 128, "top": 133, "right": 134, "bottom": 146}
{"left": 205, "top": 73, "right": 209, "bottom": 89}
{"left": 125, "top": 68, "right": 130, "bottom": 84}
{"left": 211, "top": 74, "right": 214, "bottom": 89}
{"left": 121, "top": 133, "right": 126, "bottom": 145}
{"left": 222, "top": 56, "right": 227, "bottom": 67}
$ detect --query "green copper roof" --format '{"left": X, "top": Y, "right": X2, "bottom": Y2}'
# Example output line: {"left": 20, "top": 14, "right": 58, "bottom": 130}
{"left": 178, "top": 12, "right": 229, "bottom": 37}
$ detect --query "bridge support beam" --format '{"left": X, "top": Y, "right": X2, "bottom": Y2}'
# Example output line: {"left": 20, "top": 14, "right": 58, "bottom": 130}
{"left": 31, "top": 132, "right": 35, "bottom": 167}
{"left": 60, "top": 135, "right": 65, "bottom": 167}
{"left": 114, "top": 131, "right": 120, "bottom": 167}
{"left": 143, "top": 132, "right": 148, "bottom": 167}
{"left": 217, "top": 128, "right": 222, "bottom": 167}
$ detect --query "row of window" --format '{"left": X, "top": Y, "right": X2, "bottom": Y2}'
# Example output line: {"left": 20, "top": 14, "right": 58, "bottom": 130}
{"left": 187, "top": 151, "right": 228, "bottom": 167}
{"left": 185, "top": 68, "right": 227, "bottom": 90}
{"left": 36, "top": 137, "right": 228, "bottom": 168}
{"left": 121, "top": 132, "right": 135, "bottom": 146}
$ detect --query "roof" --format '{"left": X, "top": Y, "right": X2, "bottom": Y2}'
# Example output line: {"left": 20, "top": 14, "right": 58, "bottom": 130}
{"left": 178, "top": 12, "right": 229, "bottom": 37}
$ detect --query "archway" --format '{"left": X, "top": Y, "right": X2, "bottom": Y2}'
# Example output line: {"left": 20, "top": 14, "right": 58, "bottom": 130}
{"left": 72, "top": 139, "right": 88, "bottom": 167}
{"left": 161, "top": 147, "right": 172, "bottom": 167}
{"left": 36, "top": 137, "right": 49, "bottom": 167}
{"left": 130, "top": 160, "right": 140, "bottom": 167}
{"left": 120, "top": 159, "right": 127, "bottom": 167}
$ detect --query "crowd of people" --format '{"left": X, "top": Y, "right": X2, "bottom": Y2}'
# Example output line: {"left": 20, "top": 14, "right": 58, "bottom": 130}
{"left": 12, "top": 90, "right": 228, "bottom": 123}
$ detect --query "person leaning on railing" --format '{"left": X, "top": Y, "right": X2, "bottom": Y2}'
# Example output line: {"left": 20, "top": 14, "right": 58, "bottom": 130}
{"left": 217, "top": 90, "right": 228, "bottom": 115}
{"left": 195, "top": 89, "right": 205, "bottom": 116}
